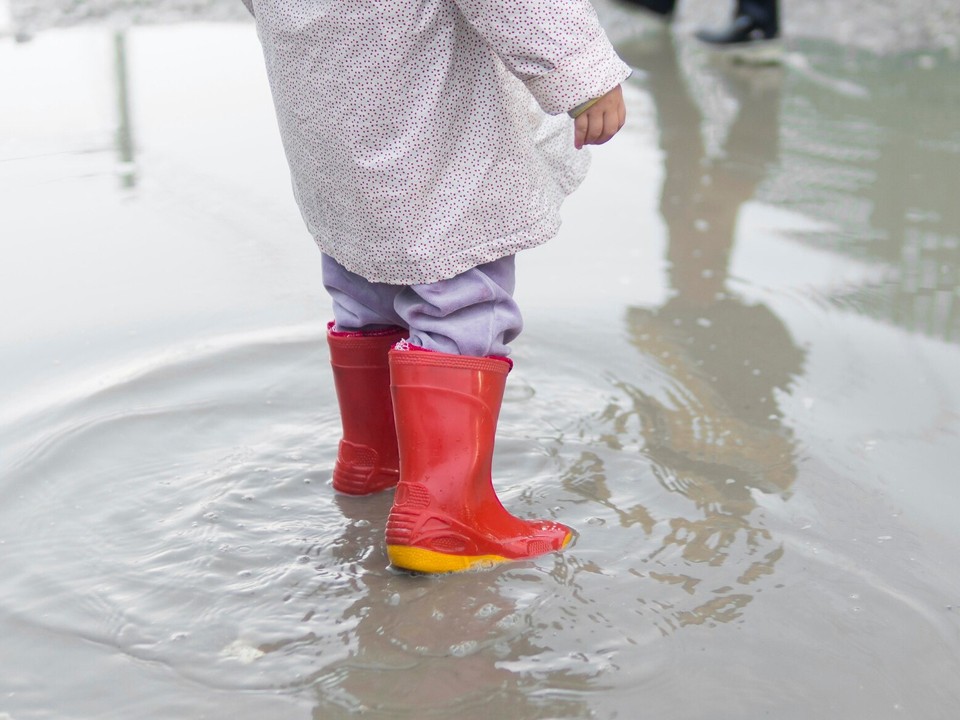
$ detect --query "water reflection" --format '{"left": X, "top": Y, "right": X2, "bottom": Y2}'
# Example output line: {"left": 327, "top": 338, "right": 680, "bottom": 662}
{"left": 567, "top": 32, "right": 805, "bottom": 628}
{"left": 769, "top": 43, "right": 960, "bottom": 342}
{"left": 113, "top": 30, "right": 136, "bottom": 188}
{"left": 267, "top": 495, "right": 598, "bottom": 718}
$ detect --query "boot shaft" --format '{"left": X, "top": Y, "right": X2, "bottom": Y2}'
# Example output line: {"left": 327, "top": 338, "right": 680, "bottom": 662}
{"left": 327, "top": 324, "right": 406, "bottom": 495}
{"left": 328, "top": 326, "right": 405, "bottom": 440}
{"left": 389, "top": 348, "right": 509, "bottom": 492}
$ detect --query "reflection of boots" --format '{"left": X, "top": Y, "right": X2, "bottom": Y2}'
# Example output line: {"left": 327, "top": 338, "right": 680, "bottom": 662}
{"left": 385, "top": 347, "right": 572, "bottom": 573}
{"left": 327, "top": 323, "right": 407, "bottom": 495}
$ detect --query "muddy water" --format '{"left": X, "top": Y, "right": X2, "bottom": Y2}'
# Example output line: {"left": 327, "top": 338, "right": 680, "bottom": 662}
{"left": 2, "top": 7, "right": 960, "bottom": 720}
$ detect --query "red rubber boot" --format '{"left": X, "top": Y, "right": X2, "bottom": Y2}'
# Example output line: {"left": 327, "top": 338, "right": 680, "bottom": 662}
{"left": 385, "top": 346, "right": 572, "bottom": 573}
{"left": 327, "top": 323, "right": 407, "bottom": 495}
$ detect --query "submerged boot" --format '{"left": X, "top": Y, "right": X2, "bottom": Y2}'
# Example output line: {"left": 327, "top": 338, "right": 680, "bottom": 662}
{"left": 327, "top": 322, "right": 407, "bottom": 495}
{"left": 385, "top": 346, "right": 572, "bottom": 573}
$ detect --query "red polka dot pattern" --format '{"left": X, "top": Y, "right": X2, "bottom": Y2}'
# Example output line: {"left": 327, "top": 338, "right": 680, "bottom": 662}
{"left": 250, "top": 0, "right": 631, "bottom": 284}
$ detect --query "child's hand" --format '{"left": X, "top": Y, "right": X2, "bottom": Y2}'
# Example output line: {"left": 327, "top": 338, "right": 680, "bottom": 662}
{"left": 574, "top": 85, "right": 626, "bottom": 150}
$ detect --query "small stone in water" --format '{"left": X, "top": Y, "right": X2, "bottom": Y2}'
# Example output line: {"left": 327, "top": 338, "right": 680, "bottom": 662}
{"left": 220, "top": 639, "right": 265, "bottom": 664}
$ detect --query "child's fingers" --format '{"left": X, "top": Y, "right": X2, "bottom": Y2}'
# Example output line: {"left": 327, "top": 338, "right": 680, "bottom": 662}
{"left": 601, "top": 108, "right": 620, "bottom": 144}
{"left": 586, "top": 111, "right": 606, "bottom": 146}
{"left": 574, "top": 87, "right": 627, "bottom": 148}
{"left": 585, "top": 110, "right": 618, "bottom": 147}
{"left": 591, "top": 116, "right": 610, "bottom": 146}
{"left": 574, "top": 114, "right": 588, "bottom": 150}
{"left": 602, "top": 95, "right": 627, "bottom": 143}
{"left": 577, "top": 114, "right": 600, "bottom": 147}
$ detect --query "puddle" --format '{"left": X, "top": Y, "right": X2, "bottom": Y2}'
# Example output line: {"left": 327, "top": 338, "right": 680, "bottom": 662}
{"left": 2, "top": 3, "right": 959, "bottom": 718}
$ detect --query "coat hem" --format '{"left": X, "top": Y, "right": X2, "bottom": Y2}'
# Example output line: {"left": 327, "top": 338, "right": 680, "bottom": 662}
{"left": 316, "top": 209, "right": 565, "bottom": 286}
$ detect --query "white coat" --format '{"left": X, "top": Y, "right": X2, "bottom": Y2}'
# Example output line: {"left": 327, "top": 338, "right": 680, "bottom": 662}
{"left": 246, "top": 0, "right": 630, "bottom": 284}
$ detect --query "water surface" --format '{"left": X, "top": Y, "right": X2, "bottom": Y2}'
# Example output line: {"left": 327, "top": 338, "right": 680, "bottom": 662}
{"left": 2, "top": 6, "right": 959, "bottom": 719}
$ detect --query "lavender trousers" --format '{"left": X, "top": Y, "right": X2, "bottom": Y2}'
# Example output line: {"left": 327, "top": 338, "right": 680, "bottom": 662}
{"left": 321, "top": 254, "right": 523, "bottom": 357}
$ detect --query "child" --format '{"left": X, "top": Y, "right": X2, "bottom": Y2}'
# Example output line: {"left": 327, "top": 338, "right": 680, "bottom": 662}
{"left": 243, "top": 0, "right": 630, "bottom": 573}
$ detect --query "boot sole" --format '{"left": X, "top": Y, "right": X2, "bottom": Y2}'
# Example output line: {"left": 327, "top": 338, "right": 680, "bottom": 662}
{"left": 387, "top": 531, "right": 573, "bottom": 574}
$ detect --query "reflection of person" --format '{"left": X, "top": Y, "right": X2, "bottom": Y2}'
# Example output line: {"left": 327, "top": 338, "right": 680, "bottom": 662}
{"left": 570, "top": 34, "right": 802, "bottom": 624}
{"left": 637, "top": 37, "right": 801, "bottom": 549}
{"left": 243, "top": 1, "right": 630, "bottom": 573}
{"left": 619, "top": 0, "right": 781, "bottom": 60}
{"left": 631, "top": 32, "right": 801, "bottom": 509}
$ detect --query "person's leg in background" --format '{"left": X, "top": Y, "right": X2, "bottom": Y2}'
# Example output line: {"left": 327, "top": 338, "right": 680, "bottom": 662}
{"left": 615, "top": 0, "right": 677, "bottom": 19}
{"left": 696, "top": 0, "right": 781, "bottom": 59}
{"left": 617, "top": 0, "right": 781, "bottom": 61}
{"left": 738, "top": 0, "right": 780, "bottom": 38}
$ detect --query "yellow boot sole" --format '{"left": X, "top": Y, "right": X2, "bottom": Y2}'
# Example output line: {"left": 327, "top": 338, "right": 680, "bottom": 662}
{"left": 387, "top": 532, "right": 573, "bottom": 574}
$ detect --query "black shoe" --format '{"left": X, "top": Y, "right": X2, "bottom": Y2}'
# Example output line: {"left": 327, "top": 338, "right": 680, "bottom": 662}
{"left": 615, "top": 0, "right": 677, "bottom": 20}
{"left": 695, "top": 14, "right": 782, "bottom": 63}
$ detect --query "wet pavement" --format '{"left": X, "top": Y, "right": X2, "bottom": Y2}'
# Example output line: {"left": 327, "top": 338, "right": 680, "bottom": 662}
{"left": 2, "top": 2, "right": 960, "bottom": 719}
{"left": 6, "top": 0, "right": 960, "bottom": 52}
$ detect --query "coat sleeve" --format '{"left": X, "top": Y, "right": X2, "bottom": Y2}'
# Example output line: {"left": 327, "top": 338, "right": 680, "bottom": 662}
{"left": 450, "top": 0, "right": 631, "bottom": 115}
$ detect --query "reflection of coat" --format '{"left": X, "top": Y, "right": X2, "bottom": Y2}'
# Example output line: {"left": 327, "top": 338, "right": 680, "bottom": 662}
{"left": 247, "top": 0, "right": 629, "bottom": 284}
